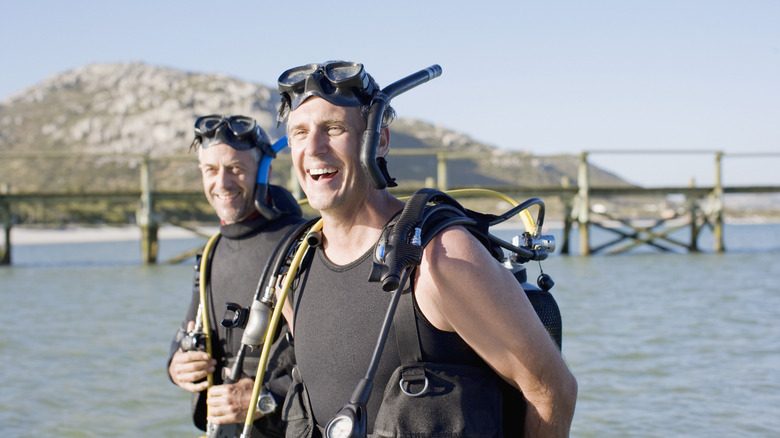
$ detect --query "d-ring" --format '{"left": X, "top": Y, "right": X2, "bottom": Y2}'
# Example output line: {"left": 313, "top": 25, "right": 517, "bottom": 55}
{"left": 399, "top": 376, "right": 429, "bottom": 397}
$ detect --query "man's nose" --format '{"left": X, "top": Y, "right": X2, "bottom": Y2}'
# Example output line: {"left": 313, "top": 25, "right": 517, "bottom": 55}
{"left": 215, "top": 167, "right": 234, "bottom": 187}
{"left": 303, "top": 129, "right": 329, "bottom": 156}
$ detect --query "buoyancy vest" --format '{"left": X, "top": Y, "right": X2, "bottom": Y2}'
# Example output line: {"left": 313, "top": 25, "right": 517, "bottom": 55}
{"left": 289, "top": 237, "right": 515, "bottom": 436}
{"left": 282, "top": 188, "right": 561, "bottom": 437}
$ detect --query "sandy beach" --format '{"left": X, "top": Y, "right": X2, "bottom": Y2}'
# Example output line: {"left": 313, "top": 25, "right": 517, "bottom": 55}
{"left": 5, "top": 224, "right": 219, "bottom": 245}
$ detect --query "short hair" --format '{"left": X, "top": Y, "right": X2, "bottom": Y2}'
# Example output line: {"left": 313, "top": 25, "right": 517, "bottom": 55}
{"left": 197, "top": 143, "right": 262, "bottom": 165}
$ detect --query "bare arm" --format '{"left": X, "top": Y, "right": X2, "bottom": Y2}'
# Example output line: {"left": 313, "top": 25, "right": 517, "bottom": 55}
{"left": 415, "top": 227, "right": 577, "bottom": 437}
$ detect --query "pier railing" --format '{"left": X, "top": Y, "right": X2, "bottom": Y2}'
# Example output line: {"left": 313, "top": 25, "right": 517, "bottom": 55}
{"left": 2, "top": 150, "right": 779, "bottom": 264}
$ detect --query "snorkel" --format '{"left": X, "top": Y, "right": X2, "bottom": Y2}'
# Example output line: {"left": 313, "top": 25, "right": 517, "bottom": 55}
{"left": 253, "top": 136, "right": 288, "bottom": 220}
{"left": 360, "top": 65, "right": 442, "bottom": 189}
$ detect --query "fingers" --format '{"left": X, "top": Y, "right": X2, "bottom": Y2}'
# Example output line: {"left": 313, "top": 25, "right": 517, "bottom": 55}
{"left": 207, "top": 377, "right": 257, "bottom": 424}
{"left": 169, "top": 350, "right": 217, "bottom": 392}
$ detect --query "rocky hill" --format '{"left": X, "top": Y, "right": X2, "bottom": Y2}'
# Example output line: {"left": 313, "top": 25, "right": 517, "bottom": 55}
{"left": 0, "top": 62, "right": 629, "bottom": 196}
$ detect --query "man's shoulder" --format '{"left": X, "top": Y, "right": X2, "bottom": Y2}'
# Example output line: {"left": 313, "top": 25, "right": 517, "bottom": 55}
{"left": 426, "top": 225, "right": 486, "bottom": 255}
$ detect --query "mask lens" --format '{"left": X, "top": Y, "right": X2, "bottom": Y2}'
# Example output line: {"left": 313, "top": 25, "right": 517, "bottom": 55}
{"left": 325, "top": 63, "right": 363, "bottom": 83}
{"left": 279, "top": 64, "right": 318, "bottom": 87}
{"left": 195, "top": 115, "right": 225, "bottom": 134}
{"left": 228, "top": 116, "right": 255, "bottom": 136}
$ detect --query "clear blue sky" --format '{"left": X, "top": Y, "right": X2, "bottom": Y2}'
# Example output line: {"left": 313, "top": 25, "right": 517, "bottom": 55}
{"left": 1, "top": 0, "right": 778, "bottom": 187}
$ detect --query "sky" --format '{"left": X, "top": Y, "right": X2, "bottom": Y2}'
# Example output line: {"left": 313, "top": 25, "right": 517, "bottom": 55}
{"left": 1, "top": 0, "right": 778, "bottom": 187}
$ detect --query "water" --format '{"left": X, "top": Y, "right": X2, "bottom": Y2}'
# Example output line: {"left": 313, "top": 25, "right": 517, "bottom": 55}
{"left": 1, "top": 224, "right": 779, "bottom": 437}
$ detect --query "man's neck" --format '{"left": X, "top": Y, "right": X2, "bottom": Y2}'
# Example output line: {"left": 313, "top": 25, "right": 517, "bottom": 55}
{"left": 320, "top": 191, "right": 403, "bottom": 265}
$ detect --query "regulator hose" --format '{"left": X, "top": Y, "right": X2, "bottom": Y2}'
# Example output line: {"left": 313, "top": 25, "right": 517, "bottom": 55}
{"left": 224, "top": 218, "right": 316, "bottom": 385}
{"left": 241, "top": 219, "right": 324, "bottom": 438}
{"left": 444, "top": 188, "right": 538, "bottom": 236}
{"left": 198, "top": 232, "right": 220, "bottom": 434}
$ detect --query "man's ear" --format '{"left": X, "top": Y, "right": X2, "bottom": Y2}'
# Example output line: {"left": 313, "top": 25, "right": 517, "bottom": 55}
{"left": 377, "top": 126, "right": 391, "bottom": 157}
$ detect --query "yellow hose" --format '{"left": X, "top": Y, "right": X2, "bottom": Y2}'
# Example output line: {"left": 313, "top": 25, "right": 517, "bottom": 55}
{"left": 242, "top": 219, "right": 324, "bottom": 435}
{"left": 441, "top": 188, "right": 537, "bottom": 235}
{"left": 199, "top": 232, "right": 220, "bottom": 422}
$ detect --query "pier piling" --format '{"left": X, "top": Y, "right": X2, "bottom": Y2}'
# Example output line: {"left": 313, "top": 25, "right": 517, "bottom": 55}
{"left": 137, "top": 157, "right": 159, "bottom": 264}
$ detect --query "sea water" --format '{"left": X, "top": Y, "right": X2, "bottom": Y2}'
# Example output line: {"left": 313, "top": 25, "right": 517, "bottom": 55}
{"left": 1, "top": 224, "right": 778, "bottom": 437}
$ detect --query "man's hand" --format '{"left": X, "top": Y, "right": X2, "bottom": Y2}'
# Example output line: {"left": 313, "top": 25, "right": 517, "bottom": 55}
{"left": 168, "top": 321, "right": 216, "bottom": 392}
{"left": 206, "top": 369, "right": 262, "bottom": 424}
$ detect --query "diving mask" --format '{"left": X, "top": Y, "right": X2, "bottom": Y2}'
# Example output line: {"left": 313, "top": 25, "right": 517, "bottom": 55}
{"left": 191, "top": 114, "right": 275, "bottom": 157}
{"left": 277, "top": 61, "right": 378, "bottom": 122}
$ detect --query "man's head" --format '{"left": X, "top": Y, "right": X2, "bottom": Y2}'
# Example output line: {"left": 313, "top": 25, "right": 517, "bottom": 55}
{"left": 191, "top": 115, "right": 272, "bottom": 224}
{"left": 278, "top": 61, "right": 398, "bottom": 212}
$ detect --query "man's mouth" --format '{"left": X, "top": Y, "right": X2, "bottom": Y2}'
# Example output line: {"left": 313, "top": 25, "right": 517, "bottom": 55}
{"left": 214, "top": 192, "right": 239, "bottom": 201}
{"left": 308, "top": 167, "right": 338, "bottom": 181}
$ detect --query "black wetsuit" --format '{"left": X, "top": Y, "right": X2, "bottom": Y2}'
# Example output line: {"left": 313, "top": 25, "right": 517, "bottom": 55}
{"left": 168, "top": 185, "right": 307, "bottom": 437}
{"left": 288, "top": 243, "right": 519, "bottom": 437}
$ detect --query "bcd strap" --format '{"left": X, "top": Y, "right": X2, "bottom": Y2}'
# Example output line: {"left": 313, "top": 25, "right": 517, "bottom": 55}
{"left": 369, "top": 188, "right": 503, "bottom": 292}
{"left": 393, "top": 290, "right": 426, "bottom": 393}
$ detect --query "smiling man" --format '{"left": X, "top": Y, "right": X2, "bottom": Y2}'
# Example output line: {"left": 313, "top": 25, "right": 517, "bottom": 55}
{"left": 276, "top": 62, "right": 577, "bottom": 437}
{"left": 167, "top": 115, "right": 306, "bottom": 438}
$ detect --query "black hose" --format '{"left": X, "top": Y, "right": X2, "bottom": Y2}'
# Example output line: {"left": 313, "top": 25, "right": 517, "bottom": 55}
{"left": 489, "top": 197, "right": 546, "bottom": 234}
{"left": 226, "top": 217, "right": 317, "bottom": 384}
{"left": 360, "top": 65, "right": 442, "bottom": 189}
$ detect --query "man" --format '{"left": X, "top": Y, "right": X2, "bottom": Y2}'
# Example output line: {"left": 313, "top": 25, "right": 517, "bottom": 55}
{"left": 277, "top": 62, "right": 577, "bottom": 437}
{"left": 168, "top": 114, "right": 306, "bottom": 437}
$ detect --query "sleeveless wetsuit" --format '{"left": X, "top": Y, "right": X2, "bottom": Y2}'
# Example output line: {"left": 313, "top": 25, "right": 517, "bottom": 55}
{"left": 291, "top": 245, "right": 492, "bottom": 434}
{"left": 169, "top": 185, "right": 306, "bottom": 437}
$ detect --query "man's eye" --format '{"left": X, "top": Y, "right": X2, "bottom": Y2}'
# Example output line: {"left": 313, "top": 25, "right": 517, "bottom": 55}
{"left": 328, "top": 126, "right": 345, "bottom": 135}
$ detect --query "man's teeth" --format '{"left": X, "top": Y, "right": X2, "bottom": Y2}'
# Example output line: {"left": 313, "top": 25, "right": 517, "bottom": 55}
{"left": 216, "top": 193, "right": 238, "bottom": 200}
{"left": 309, "top": 167, "right": 337, "bottom": 176}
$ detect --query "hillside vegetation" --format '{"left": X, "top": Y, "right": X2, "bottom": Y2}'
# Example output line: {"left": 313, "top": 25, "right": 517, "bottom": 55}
{"left": 0, "top": 62, "right": 631, "bottom": 224}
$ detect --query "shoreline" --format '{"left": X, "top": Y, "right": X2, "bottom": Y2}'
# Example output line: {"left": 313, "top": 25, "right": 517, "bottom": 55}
{"left": 4, "top": 216, "right": 779, "bottom": 246}
{"left": 5, "top": 224, "right": 219, "bottom": 245}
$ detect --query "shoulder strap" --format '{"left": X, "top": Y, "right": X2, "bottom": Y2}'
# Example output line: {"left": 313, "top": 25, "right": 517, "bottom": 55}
{"left": 383, "top": 189, "right": 490, "bottom": 392}
{"left": 393, "top": 289, "right": 422, "bottom": 365}
{"left": 393, "top": 287, "right": 428, "bottom": 394}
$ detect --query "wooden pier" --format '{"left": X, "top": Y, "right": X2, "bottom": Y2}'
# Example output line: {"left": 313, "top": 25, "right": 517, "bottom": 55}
{"left": 1, "top": 150, "right": 778, "bottom": 265}
{"left": 566, "top": 150, "right": 779, "bottom": 255}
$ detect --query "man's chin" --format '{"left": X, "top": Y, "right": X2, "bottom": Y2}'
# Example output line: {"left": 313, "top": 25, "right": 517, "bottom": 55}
{"left": 306, "top": 196, "right": 337, "bottom": 213}
{"left": 216, "top": 209, "right": 245, "bottom": 224}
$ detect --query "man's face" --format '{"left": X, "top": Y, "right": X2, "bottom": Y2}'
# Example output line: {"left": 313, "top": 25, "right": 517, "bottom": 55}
{"left": 198, "top": 144, "right": 258, "bottom": 224}
{"left": 286, "top": 97, "right": 370, "bottom": 213}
